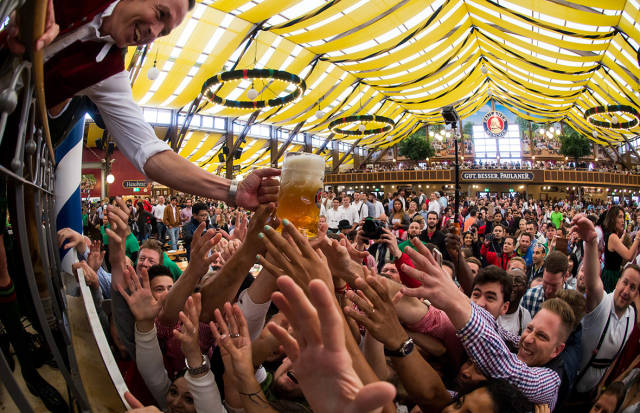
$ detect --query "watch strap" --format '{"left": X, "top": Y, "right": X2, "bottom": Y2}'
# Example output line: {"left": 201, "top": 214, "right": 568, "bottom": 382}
{"left": 227, "top": 179, "right": 238, "bottom": 207}
{"left": 383, "top": 337, "right": 414, "bottom": 357}
{"left": 185, "top": 354, "right": 209, "bottom": 376}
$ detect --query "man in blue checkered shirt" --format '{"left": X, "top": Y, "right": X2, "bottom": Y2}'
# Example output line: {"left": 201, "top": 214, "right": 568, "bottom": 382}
{"left": 521, "top": 250, "right": 570, "bottom": 317}
{"left": 401, "top": 239, "right": 573, "bottom": 410}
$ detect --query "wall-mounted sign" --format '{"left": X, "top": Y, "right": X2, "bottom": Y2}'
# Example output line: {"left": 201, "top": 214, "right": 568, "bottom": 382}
{"left": 482, "top": 110, "right": 508, "bottom": 138}
{"left": 461, "top": 171, "right": 534, "bottom": 181}
{"left": 122, "top": 180, "right": 147, "bottom": 189}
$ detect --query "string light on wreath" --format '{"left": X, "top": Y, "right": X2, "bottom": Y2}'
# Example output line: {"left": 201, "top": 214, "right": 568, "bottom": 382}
{"left": 201, "top": 69, "right": 306, "bottom": 109}
{"left": 329, "top": 115, "right": 395, "bottom": 136}
{"left": 584, "top": 105, "right": 639, "bottom": 129}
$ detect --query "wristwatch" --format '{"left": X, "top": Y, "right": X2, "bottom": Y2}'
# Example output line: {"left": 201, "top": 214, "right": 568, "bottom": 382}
{"left": 384, "top": 337, "right": 414, "bottom": 357}
{"left": 227, "top": 179, "right": 238, "bottom": 207}
{"left": 185, "top": 354, "right": 209, "bottom": 376}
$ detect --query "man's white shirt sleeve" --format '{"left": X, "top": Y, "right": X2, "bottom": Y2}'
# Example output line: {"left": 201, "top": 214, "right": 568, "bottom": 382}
{"left": 80, "top": 71, "right": 171, "bottom": 175}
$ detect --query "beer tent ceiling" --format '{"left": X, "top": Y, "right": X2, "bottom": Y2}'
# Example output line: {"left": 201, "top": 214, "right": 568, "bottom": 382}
{"left": 127, "top": 0, "right": 640, "bottom": 172}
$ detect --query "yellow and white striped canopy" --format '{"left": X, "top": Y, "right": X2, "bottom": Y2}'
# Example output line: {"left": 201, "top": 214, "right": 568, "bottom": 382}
{"left": 128, "top": 0, "right": 640, "bottom": 168}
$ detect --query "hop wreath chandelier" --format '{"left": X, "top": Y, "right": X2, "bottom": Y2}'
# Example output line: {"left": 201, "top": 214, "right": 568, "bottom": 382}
{"left": 584, "top": 104, "right": 639, "bottom": 129}
{"left": 328, "top": 114, "right": 395, "bottom": 136}
{"left": 201, "top": 69, "right": 306, "bottom": 110}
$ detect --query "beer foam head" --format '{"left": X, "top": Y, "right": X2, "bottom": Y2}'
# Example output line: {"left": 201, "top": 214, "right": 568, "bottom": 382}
{"left": 284, "top": 153, "right": 325, "bottom": 174}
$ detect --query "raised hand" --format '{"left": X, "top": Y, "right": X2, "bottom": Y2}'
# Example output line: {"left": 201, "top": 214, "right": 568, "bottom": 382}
{"left": 117, "top": 265, "right": 161, "bottom": 330}
{"left": 87, "top": 240, "right": 105, "bottom": 272}
{"left": 57, "top": 227, "right": 87, "bottom": 254}
{"left": 209, "top": 302, "right": 255, "bottom": 388}
{"left": 71, "top": 261, "right": 99, "bottom": 290}
{"left": 444, "top": 232, "right": 461, "bottom": 261}
{"left": 105, "top": 197, "right": 132, "bottom": 251}
{"left": 257, "top": 219, "right": 332, "bottom": 292}
{"left": 267, "top": 276, "right": 396, "bottom": 413}
{"left": 343, "top": 267, "right": 407, "bottom": 351}
{"left": 314, "top": 238, "right": 363, "bottom": 285}
{"left": 173, "top": 294, "right": 204, "bottom": 374}
{"left": 380, "top": 228, "right": 401, "bottom": 259}
{"left": 235, "top": 168, "right": 281, "bottom": 210}
{"left": 339, "top": 234, "right": 370, "bottom": 263}
{"left": 569, "top": 213, "right": 597, "bottom": 243}
{"left": 188, "top": 223, "right": 222, "bottom": 277}
{"left": 401, "top": 238, "right": 471, "bottom": 328}
{"left": 231, "top": 212, "right": 248, "bottom": 242}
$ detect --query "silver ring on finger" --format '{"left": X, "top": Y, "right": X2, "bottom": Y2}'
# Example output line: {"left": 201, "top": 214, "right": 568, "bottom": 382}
{"left": 230, "top": 333, "right": 240, "bottom": 338}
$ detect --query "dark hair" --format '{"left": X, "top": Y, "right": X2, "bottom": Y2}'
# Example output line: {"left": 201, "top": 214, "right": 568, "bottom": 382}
{"left": 519, "top": 232, "right": 532, "bottom": 241}
{"left": 451, "top": 379, "right": 533, "bottom": 413}
{"left": 604, "top": 205, "right": 624, "bottom": 235}
{"left": 544, "top": 250, "right": 569, "bottom": 275}
{"left": 427, "top": 211, "right": 439, "bottom": 220}
{"left": 147, "top": 264, "right": 172, "bottom": 282}
{"left": 466, "top": 257, "right": 482, "bottom": 267}
{"left": 192, "top": 202, "right": 208, "bottom": 216}
{"left": 598, "top": 382, "right": 626, "bottom": 413}
{"left": 504, "top": 235, "right": 516, "bottom": 245}
{"left": 473, "top": 265, "right": 512, "bottom": 304}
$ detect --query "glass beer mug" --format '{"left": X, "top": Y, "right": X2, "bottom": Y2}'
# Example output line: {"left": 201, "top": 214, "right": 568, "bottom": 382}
{"left": 276, "top": 152, "right": 325, "bottom": 237}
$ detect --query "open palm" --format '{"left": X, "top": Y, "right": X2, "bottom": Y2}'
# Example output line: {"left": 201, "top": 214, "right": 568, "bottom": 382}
{"left": 268, "top": 277, "right": 395, "bottom": 413}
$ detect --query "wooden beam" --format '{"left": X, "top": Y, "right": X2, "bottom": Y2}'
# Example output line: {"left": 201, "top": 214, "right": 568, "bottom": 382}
{"left": 605, "top": 142, "right": 629, "bottom": 170}
{"left": 314, "top": 134, "right": 335, "bottom": 155}
{"left": 275, "top": 121, "right": 306, "bottom": 161}
{"left": 374, "top": 146, "right": 392, "bottom": 163}
{"left": 333, "top": 139, "right": 362, "bottom": 173}
{"left": 230, "top": 110, "right": 260, "bottom": 155}
{"left": 618, "top": 133, "right": 640, "bottom": 163}
{"left": 332, "top": 140, "right": 340, "bottom": 172}
{"left": 303, "top": 133, "right": 313, "bottom": 153}
{"left": 225, "top": 118, "right": 235, "bottom": 180}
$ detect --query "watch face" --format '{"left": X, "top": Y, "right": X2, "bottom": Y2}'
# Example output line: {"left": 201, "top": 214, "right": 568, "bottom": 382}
{"left": 401, "top": 339, "right": 414, "bottom": 355}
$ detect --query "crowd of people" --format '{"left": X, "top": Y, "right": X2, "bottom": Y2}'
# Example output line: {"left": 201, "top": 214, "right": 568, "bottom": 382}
{"left": 9, "top": 183, "right": 637, "bottom": 413}
{"left": 351, "top": 160, "right": 640, "bottom": 175}
{"left": 1, "top": 0, "right": 639, "bottom": 411}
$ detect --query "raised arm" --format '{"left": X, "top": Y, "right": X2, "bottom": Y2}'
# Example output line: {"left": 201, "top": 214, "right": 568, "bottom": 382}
{"left": 445, "top": 232, "right": 474, "bottom": 296}
{"left": 199, "top": 203, "right": 274, "bottom": 322}
{"left": 268, "top": 276, "right": 396, "bottom": 413}
{"left": 105, "top": 198, "right": 132, "bottom": 289}
{"left": 607, "top": 231, "right": 640, "bottom": 261}
{"left": 343, "top": 271, "right": 451, "bottom": 412}
{"left": 158, "top": 224, "right": 221, "bottom": 325}
{"left": 569, "top": 214, "right": 603, "bottom": 312}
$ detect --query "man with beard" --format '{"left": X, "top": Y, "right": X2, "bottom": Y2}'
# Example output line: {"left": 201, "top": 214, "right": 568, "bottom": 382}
{"left": 570, "top": 214, "right": 639, "bottom": 400}
{"left": 419, "top": 211, "right": 446, "bottom": 253}
{"left": 498, "top": 269, "right": 532, "bottom": 336}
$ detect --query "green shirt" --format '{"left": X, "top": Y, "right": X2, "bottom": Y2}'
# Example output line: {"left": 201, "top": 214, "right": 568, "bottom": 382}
{"left": 162, "top": 253, "right": 183, "bottom": 281}
{"left": 398, "top": 238, "right": 428, "bottom": 255}
{"left": 550, "top": 211, "right": 563, "bottom": 229}
{"left": 100, "top": 224, "right": 140, "bottom": 263}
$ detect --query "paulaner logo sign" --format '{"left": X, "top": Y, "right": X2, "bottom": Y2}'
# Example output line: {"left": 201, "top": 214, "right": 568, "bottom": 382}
{"left": 461, "top": 172, "right": 534, "bottom": 181}
{"left": 482, "top": 111, "right": 508, "bottom": 138}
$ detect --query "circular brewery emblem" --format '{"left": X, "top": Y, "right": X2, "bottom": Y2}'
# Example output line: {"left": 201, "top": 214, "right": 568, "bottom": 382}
{"left": 482, "top": 111, "right": 508, "bottom": 138}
